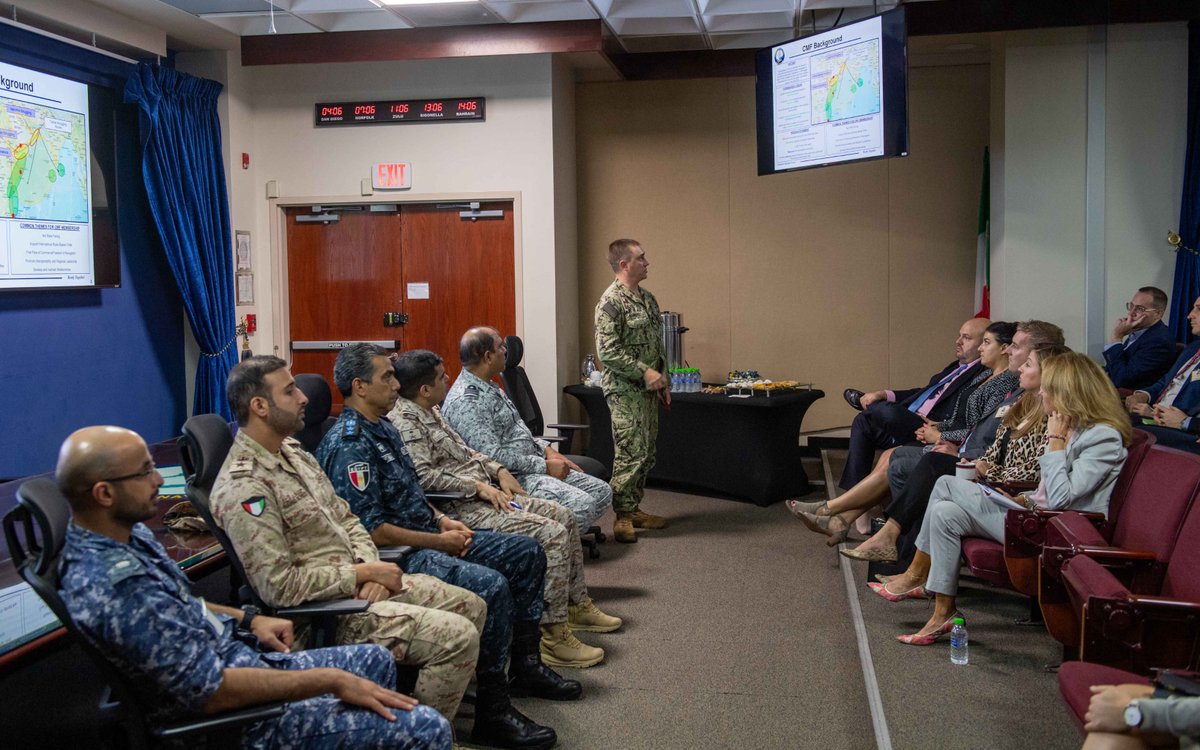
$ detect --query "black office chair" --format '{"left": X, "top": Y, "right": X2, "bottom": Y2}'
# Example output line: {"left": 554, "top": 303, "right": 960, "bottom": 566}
{"left": 2, "top": 477, "right": 283, "bottom": 748}
{"left": 294, "top": 373, "right": 337, "bottom": 453}
{"left": 178, "top": 414, "right": 368, "bottom": 647}
{"left": 499, "top": 336, "right": 608, "bottom": 557}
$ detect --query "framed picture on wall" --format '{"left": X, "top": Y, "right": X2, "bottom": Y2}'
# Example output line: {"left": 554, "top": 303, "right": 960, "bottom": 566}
{"left": 236, "top": 272, "right": 254, "bottom": 305}
{"left": 235, "top": 231, "right": 252, "bottom": 271}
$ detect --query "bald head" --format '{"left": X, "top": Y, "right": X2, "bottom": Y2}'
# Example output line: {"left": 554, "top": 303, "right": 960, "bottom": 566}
{"left": 57, "top": 426, "right": 145, "bottom": 509}
{"left": 957, "top": 318, "right": 990, "bottom": 362}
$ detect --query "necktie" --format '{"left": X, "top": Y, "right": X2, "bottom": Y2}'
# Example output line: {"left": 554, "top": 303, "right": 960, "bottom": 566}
{"left": 1154, "top": 348, "right": 1200, "bottom": 407}
{"left": 908, "top": 363, "right": 968, "bottom": 414}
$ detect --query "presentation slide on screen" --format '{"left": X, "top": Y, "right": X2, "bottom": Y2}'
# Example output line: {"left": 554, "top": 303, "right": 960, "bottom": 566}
{"left": 0, "top": 61, "right": 92, "bottom": 290}
{"left": 770, "top": 15, "right": 884, "bottom": 172}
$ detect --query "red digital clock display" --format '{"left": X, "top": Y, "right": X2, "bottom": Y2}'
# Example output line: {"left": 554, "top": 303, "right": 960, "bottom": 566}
{"left": 315, "top": 97, "right": 484, "bottom": 127}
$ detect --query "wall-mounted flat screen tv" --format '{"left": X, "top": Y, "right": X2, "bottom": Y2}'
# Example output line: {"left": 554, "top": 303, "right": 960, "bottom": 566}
{"left": 756, "top": 7, "right": 908, "bottom": 176}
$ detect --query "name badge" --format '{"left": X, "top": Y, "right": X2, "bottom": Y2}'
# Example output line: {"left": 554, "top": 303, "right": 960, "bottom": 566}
{"left": 1191, "top": 370, "right": 1200, "bottom": 382}
{"left": 996, "top": 405, "right": 1011, "bottom": 417}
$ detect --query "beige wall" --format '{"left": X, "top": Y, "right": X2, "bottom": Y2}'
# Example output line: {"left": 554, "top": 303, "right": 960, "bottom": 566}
{"left": 215, "top": 54, "right": 567, "bottom": 420}
{"left": 577, "top": 65, "right": 990, "bottom": 431}
{"left": 990, "top": 24, "right": 1187, "bottom": 349}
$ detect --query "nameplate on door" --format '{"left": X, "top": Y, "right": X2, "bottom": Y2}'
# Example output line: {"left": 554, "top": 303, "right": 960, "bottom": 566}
{"left": 292, "top": 340, "right": 398, "bottom": 350}
{"left": 372, "top": 163, "right": 412, "bottom": 190}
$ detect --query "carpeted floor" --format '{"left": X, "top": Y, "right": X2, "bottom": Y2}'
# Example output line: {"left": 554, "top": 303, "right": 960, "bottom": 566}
{"left": 467, "top": 473, "right": 1083, "bottom": 749}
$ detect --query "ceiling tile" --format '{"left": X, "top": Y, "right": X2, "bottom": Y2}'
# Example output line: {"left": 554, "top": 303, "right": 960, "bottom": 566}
{"left": 200, "top": 12, "right": 323, "bottom": 36}
{"left": 288, "top": 0, "right": 381, "bottom": 11}
{"left": 702, "top": 11, "right": 792, "bottom": 32}
{"left": 297, "top": 10, "right": 412, "bottom": 31}
{"left": 699, "top": 0, "right": 793, "bottom": 16}
{"left": 608, "top": 16, "right": 701, "bottom": 35}
{"left": 486, "top": 1, "right": 598, "bottom": 23}
{"left": 607, "top": 0, "right": 697, "bottom": 20}
{"left": 386, "top": 3, "right": 501, "bottom": 27}
{"left": 160, "top": 0, "right": 266, "bottom": 13}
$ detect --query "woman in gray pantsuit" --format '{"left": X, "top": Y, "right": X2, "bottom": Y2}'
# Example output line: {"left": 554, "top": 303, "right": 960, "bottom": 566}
{"left": 871, "top": 352, "right": 1131, "bottom": 645}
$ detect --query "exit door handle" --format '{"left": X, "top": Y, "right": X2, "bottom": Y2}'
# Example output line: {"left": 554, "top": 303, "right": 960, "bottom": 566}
{"left": 384, "top": 312, "right": 409, "bottom": 327}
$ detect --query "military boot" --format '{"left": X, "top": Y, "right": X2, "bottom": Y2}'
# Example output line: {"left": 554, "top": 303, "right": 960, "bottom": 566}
{"left": 509, "top": 621, "right": 584, "bottom": 699}
{"left": 568, "top": 595, "right": 622, "bottom": 633}
{"left": 471, "top": 673, "right": 558, "bottom": 750}
{"left": 539, "top": 622, "right": 605, "bottom": 669}
{"left": 613, "top": 512, "right": 637, "bottom": 543}
{"left": 631, "top": 508, "right": 669, "bottom": 529}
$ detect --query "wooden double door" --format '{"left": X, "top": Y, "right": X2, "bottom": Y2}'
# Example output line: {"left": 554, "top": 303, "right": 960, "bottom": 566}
{"left": 285, "top": 201, "right": 515, "bottom": 411}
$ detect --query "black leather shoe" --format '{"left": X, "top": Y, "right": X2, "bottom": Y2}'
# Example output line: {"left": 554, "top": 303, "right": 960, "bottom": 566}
{"left": 510, "top": 655, "right": 583, "bottom": 701}
{"left": 471, "top": 705, "right": 558, "bottom": 750}
{"left": 843, "top": 388, "right": 865, "bottom": 411}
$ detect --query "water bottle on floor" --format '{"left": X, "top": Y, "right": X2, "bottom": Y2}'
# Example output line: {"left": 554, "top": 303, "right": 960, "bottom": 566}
{"left": 950, "top": 617, "right": 968, "bottom": 665}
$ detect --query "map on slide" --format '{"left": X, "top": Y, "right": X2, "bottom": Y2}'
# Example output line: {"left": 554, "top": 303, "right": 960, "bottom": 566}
{"left": 0, "top": 98, "right": 88, "bottom": 222}
{"left": 809, "top": 39, "right": 881, "bottom": 125}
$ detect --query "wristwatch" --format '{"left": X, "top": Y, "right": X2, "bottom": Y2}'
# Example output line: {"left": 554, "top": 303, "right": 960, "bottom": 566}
{"left": 240, "top": 605, "right": 260, "bottom": 631}
{"left": 1124, "top": 700, "right": 1144, "bottom": 729}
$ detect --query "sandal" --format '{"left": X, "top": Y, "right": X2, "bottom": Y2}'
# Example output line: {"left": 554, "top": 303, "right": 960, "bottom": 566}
{"left": 785, "top": 499, "right": 828, "bottom": 519}
{"left": 798, "top": 511, "right": 850, "bottom": 546}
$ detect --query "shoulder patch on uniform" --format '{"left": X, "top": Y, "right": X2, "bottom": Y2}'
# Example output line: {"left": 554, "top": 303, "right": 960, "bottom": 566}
{"left": 101, "top": 549, "right": 147, "bottom": 586}
{"left": 347, "top": 462, "right": 371, "bottom": 492}
{"left": 341, "top": 416, "right": 362, "bottom": 439}
{"left": 228, "top": 456, "right": 254, "bottom": 478}
{"left": 241, "top": 496, "right": 267, "bottom": 517}
{"left": 600, "top": 301, "right": 620, "bottom": 320}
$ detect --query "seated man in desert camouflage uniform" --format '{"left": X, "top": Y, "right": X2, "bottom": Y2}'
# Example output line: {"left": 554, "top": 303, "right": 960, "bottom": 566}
{"left": 388, "top": 349, "right": 621, "bottom": 670}
{"left": 210, "top": 356, "right": 483, "bottom": 728}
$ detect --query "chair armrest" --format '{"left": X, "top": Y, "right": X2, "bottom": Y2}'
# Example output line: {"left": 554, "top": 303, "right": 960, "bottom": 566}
{"left": 274, "top": 599, "right": 369, "bottom": 618}
{"left": 535, "top": 435, "right": 571, "bottom": 445}
{"left": 377, "top": 545, "right": 414, "bottom": 563}
{"left": 1082, "top": 591, "right": 1200, "bottom": 671}
{"left": 1004, "top": 508, "right": 1107, "bottom": 559}
{"left": 1077, "top": 546, "right": 1159, "bottom": 563}
{"left": 547, "top": 423, "right": 588, "bottom": 432}
{"left": 155, "top": 702, "right": 286, "bottom": 739}
{"left": 426, "top": 491, "right": 466, "bottom": 502}
{"left": 993, "top": 480, "right": 1039, "bottom": 495}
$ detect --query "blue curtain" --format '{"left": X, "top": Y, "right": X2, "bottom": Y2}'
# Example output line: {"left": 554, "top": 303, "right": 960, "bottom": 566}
{"left": 125, "top": 64, "right": 236, "bottom": 419}
{"left": 1170, "top": 21, "right": 1200, "bottom": 344}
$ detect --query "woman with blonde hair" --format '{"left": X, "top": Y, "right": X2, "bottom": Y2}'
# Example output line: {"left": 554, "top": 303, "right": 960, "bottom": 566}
{"left": 841, "top": 343, "right": 1068, "bottom": 563}
{"left": 873, "top": 351, "right": 1130, "bottom": 645}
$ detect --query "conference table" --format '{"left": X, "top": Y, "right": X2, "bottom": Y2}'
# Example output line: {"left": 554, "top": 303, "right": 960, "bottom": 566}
{"left": 563, "top": 384, "right": 824, "bottom": 506}
{"left": 0, "top": 440, "right": 227, "bottom": 670}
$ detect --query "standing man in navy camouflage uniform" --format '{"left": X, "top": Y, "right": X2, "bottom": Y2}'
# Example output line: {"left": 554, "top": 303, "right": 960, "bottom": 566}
{"left": 442, "top": 327, "right": 613, "bottom": 530}
{"left": 317, "top": 343, "right": 573, "bottom": 750}
{"left": 594, "top": 238, "right": 670, "bottom": 543}
{"left": 55, "top": 425, "right": 451, "bottom": 749}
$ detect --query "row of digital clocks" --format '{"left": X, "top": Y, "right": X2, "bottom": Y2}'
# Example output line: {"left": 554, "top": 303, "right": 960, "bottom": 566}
{"left": 315, "top": 97, "right": 485, "bottom": 127}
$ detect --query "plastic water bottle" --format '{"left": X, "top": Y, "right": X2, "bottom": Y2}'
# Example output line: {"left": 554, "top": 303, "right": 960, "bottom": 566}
{"left": 581, "top": 354, "right": 598, "bottom": 384}
{"left": 950, "top": 617, "right": 969, "bottom": 665}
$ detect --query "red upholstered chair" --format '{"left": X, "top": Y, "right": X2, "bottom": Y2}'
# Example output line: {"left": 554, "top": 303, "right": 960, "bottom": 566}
{"left": 1052, "top": 495, "right": 1200, "bottom": 674}
{"left": 1038, "top": 445, "right": 1200, "bottom": 650}
{"left": 1002, "top": 429, "right": 1156, "bottom": 597}
{"left": 1057, "top": 661, "right": 1151, "bottom": 732}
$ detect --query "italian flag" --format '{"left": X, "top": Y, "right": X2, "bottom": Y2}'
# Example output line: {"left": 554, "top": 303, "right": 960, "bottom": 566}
{"left": 974, "top": 148, "right": 991, "bottom": 319}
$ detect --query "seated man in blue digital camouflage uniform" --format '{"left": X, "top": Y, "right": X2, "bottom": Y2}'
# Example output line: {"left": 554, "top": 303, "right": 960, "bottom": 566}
{"left": 55, "top": 425, "right": 451, "bottom": 749}
{"left": 316, "top": 343, "right": 575, "bottom": 750}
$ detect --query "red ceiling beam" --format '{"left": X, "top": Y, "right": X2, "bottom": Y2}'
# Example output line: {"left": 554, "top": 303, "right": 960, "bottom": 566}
{"left": 241, "top": 19, "right": 605, "bottom": 66}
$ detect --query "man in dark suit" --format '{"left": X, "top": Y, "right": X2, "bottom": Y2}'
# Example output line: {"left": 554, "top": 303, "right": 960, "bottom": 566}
{"left": 1103, "top": 286, "right": 1177, "bottom": 391}
{"left": 839, "top": 318, "right": 989, "bottom": 490}
{"left": 1126, "top": 295, "right": 1200, "bottom": 453}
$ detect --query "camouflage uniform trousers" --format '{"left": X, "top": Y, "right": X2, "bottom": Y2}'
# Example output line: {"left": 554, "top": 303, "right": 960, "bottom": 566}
{"left": 332, "top": 573, "right": 485, "bottom": 721}
{"left": 607, "top": 388, "right": 659, "bottom": 514}
{"left": 443, "top": 495, "right": 586, "bottom": 624}
{"left": 247, "top": 642, "right": 453, "bottom": 749}
{"left": 402, "top": 529, "right": 546, "bottom": 683}
{"left": 517, "top": 470, "right": 613, "bottom": 528}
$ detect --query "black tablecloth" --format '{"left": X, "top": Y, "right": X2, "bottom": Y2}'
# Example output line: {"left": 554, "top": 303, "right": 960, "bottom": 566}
{"left": 564, "top": 384, "right": 824, "bottom": 506}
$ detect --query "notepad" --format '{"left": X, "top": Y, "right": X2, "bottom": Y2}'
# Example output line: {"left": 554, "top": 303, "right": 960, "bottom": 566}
{"left": 979, "top": 483, "right": 1024, "bottom": 510}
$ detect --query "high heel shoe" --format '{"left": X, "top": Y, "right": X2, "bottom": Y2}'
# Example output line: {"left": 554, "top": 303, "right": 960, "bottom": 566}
{"left": 839, "top": 545, "right": 898, "bottom": 563}
{"left": 798, "top": 512, "right": 850, "bottom": 546}
{"left": 896, "top": 612, "right": 962, "bottom": 646}
{"left": 785, "top": 499, "right": 828, "bottom": 519}
{"left": 867, "top": 581, "right": 928, "bottom": 602}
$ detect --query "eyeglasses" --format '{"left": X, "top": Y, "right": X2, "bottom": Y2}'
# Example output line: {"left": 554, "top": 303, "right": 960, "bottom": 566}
{"left": 1127, "top": 303, "right": 1160, "bottom": 314}
{"left": 100, "top": 465, "right": 159, "bottom": 484}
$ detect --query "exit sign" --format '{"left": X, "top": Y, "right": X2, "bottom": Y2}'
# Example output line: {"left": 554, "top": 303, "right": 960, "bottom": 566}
{"left": 372, "top": 162, "right": 412, "bottom": 190}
